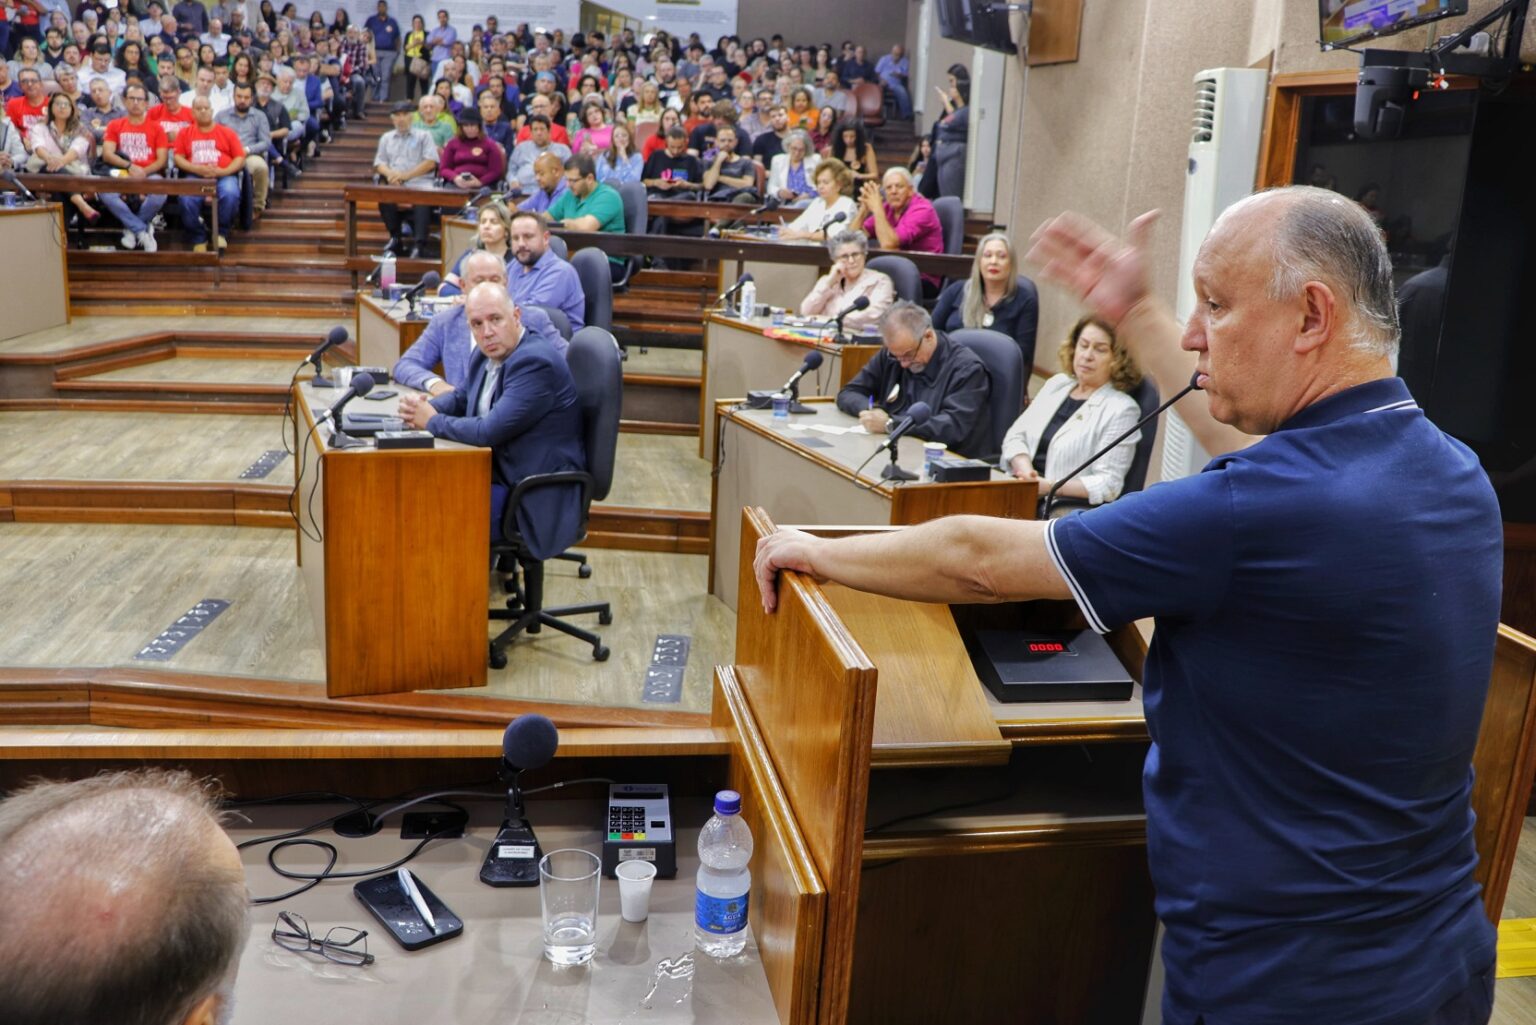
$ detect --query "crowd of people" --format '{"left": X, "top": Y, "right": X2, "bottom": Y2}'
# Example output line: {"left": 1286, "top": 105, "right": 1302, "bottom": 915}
{"left": 2, "top": 0, "right": 377, "bottom": 248}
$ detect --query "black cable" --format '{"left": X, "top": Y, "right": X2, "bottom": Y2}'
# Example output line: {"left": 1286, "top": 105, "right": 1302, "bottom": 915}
{"left": 864, "top": 786, "right": 1019, "bottom": 836}
{"left": 851, "top": 444, "right": 887, "bottom": 491}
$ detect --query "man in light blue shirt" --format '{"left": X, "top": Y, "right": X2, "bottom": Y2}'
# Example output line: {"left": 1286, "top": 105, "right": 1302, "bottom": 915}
{"left": 425, "top": 8, "right": 456, "bottom": 64}
{"left": 875, "top": 44, "right": 911, "bottom": 119}
{"left": 508, "top": 209, "right": 585, "bottom": 331}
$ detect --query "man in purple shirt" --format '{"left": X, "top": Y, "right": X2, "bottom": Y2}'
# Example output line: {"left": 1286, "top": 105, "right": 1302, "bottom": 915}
{"left": 859, "top": 167, "right": 944, "bottom": 294}
{"left": 518, "top": 151, "right": 569, "bottom": 213}
{"left": 508, "top": 209, "right": 586, "bottom": 331}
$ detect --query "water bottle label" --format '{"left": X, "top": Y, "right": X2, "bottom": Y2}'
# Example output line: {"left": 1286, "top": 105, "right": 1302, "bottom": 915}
{"left": 695, "top": 890, "right": 749, "bottom": 935}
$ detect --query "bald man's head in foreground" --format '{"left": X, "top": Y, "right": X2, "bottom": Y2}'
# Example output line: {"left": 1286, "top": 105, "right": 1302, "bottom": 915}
{"left": 0, "top": 770, "right": 248, "bottom": 1025}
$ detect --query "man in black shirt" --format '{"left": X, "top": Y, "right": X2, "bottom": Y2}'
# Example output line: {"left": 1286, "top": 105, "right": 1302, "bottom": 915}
{"left": 839, "top": 44, "right": 877, "bottom": 87}
{"left": 837, "top": 301, "right": 993, "bottom": 457}
{"left": 750, "top": 103, "right": 788, "bottom": 166}
{"left": 642, "top": 126, "right": 704, "bottom": 200}
{"left": 704, "top": 123, "right": 757, "bottom": 202}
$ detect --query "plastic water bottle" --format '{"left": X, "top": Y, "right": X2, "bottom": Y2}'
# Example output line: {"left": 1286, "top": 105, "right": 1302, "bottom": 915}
{"left": 379, "top": 254, "right": 397, "bottom": 293}
{"left": 737, "top": 278, "right": 756, "bottom": 319}
{"left": 695, "top": 790, "right": 753, "bottom": 958}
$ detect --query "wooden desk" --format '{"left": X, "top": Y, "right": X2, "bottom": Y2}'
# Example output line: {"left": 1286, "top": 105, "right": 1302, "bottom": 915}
{"left": 698, "top": 314, "right": 877, "bottom": 459}
{"left": 228, "top": 800, "right": 781, "bottom": 1025}
{"left": 0, "top": 203, "right": 69, "bottom": 340}
{"left": 356, "top": 290, "right": 436, "bottom": 371}
{"left": 710, "top": 402, "right": 1035, "bottom": 612}
{"left": 343, "top": 184, "right": 473, "bottom": 286}
{"left": 291, "top": 380, "right": 489, "bottom": 697}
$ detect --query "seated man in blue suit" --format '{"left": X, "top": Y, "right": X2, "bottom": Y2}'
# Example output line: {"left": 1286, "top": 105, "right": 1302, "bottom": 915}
{"left": 391, "top": 250, "right": 565, "bottom": 397}
{"left": 398, "top": 282, "right": 586, "bottom": 559}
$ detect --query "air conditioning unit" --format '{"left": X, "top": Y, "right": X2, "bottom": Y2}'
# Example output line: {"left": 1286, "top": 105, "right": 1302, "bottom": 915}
{"left": 1162, "top": 66, "right": 1268, "bottom": 482}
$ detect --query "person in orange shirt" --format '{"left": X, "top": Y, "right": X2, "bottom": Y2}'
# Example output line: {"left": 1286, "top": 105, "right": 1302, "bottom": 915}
{"left": 783, "top": 86, "right": 817, "bottom": 133}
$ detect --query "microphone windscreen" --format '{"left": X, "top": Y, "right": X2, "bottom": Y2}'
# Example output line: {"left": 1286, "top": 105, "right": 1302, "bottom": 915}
{"left": 831, "top": 212, "right": 847, "bottom": 223}
{"left": 349, "top": 371, "right": 376, "bottom": 396}
{"left": 803, "top": 350, "right": 824, "bottom": 370}
{"left": 1189, "top": 370, "right": 1205, "bottom": 391}
{"left": 906, "top": 401, "right": 932, "bottom": 425}
{"left": 502, "top": 713, "right": 559, "bottom": 770}
{"left": 739, "top": 272, "right": 753, "bottom": 283}
{"left": 419, "top": 271, "right": 442, "bottom": 289}
{"left": 325, "top": 325, "right": 349, "bottom": 348}
{"left": 852, "top": 296, "right": 871, "bottom": 310}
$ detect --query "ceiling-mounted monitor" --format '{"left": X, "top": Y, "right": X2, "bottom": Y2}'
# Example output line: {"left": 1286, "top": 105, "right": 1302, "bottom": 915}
{"left": 936, "top": 0, "right": 1018, "bottom": 55}
{"left": 1319, "top": 0, "right": 1469, "bottom": 50}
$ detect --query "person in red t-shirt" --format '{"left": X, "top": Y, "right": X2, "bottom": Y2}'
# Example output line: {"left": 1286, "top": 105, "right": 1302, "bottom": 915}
{"left": 100, "top": 81, "right": 171, "bottom": 252}
{"left": 148, "top": 73, "right": 196, "bottom": 143}
{"left": 172, "top": 94, "right": 246, "bottom": 251}
{"left": 5, "top": 68, "right": 48, "bottom": 139}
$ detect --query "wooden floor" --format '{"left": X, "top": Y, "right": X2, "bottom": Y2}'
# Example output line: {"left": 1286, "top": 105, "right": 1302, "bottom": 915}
{"left": 82, "top": 355, "right": 299, "bottom": 385}
{"left": 0, "top": 521, "right": 727, "bottom": 711}
{"left": 1495, "top": 818, "right": 1536, "bottom": 1021}
{"left": 0, "top": 314, "right": 335, "bottom": 355}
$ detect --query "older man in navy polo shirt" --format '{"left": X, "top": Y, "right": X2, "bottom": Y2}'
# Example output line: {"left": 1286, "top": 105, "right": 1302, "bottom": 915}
{"left": 753, "top": 186, "right": 1502, "bottom": 1025}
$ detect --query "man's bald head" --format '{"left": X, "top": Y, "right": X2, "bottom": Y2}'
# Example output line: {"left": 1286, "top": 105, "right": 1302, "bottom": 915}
{"left": 461, "top": 249, "right": 508, "bottom": 290}
{"left": 465, "top": 282, "right": 522, "bottom": 360}
{"left": 0, "top": 770, "right": 248, "bottom": 1025}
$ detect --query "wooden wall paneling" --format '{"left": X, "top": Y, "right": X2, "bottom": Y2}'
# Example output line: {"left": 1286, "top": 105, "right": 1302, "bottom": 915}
{"left": 1026, "top": 0, "right": 1085, "bottom": 67}
{"left": 731, "top": 506, "right": 877, "bottom": 1025}
{"left": 1471, "top": 625, "right": 1536, "bottom": 920}
{"left": 714, "top": 667, "right": 827, "bottom": 1025}
{"left": 847, "top": 841, "right": 1155, "bottom": 1022}
{"left": 1504, "top": 524, "right": 1536, "bottom": 638}
{"left": 889, "top": 477, "right": 1038, "bottom": 524}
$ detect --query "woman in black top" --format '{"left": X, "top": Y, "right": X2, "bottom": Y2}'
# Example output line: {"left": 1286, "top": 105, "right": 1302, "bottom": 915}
{"left": 931, "top": 233, "right": 1040, "bottom": 373}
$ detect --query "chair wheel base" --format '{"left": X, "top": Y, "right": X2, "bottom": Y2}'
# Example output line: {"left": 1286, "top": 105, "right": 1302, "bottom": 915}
{"left": 489, "top": 645, "right": 508, "bottom": 670}
{"left": 578, "top": 564, "right": 593, "bottom": 579}
{"left": 598, "top": 611, "right": 612, "bottom": 625}
{"left": 593, "top": 645, "right": 609, "bottom": 661}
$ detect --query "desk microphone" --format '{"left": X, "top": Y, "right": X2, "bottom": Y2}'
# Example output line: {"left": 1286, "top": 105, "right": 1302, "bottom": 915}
{"left": 315, "top": 371, "right": 375, "bottom": 426}
{"left": 878, "top": 400, "right": 931, "bottom": 481}
{"left": 304, "top": 325, "right": 350, "bottom": 388}
{"left": 832, "top": 294, "right": 870, "bottom": 343}
{"left": 481, "top": 714, "right": 560, "bottom": 887}
{"left": 402, "top": 270, "right": 441, "bottom": 322}
{"left": 1, "top": 170, "right": 37, "bottom": 203}
{"left": 460, "top": 184, "right": 492, "bottom": 215}
{"left": 747, "top": 196, "right": 781, "bottom": 216}
{"left": 712, "top": 271, "right": 754, "bottom": 310}
{"left": 1040, "top": 370, "right": 1204, "bottom": 519}
{"left": 816, "top": 209, "right": 848, "bottom": 233}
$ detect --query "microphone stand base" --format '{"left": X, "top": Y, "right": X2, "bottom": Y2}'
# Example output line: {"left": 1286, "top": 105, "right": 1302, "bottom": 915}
{"left": 788, "top": 402, "right": 816, "bottom": 414}
{"left": 880, "top": 459, "right": 919, "bottom": 482}
{"left": 312, "top": 372, "right": 337, "bottom": 389}
{"left": 479, "top": 819, "right": 543, "bottom": 887}
{"left": 329, "top": 429, "right": 368, "bottom": 450}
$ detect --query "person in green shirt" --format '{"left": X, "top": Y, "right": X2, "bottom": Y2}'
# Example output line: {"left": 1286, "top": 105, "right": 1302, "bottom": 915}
{"left": 547, "top": 153, "right": 627, "bottom": 270}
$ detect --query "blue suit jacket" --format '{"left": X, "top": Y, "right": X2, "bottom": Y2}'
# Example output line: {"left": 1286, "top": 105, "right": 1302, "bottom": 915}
{"left": 392, "top": 303, "right": 563, "bottom": 392}
{"left": 427, "top": 330, "right": 586, "bottom": 560}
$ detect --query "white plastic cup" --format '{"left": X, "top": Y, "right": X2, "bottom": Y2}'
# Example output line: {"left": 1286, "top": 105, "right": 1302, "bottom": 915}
{"left": 334, "top": 366, "right": 353, "bottom": 390}
{"left": 923, "top": 442, "right": 947, "bottom": 480}
{"left": 615, "top": 859, "right": 658, "bottom": 923}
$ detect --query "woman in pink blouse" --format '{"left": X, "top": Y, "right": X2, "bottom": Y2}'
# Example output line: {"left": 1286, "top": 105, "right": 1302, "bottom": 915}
{"left": 571, "top": 100, "right": 613, "bottom": 155}
{"left": 437, "top": 108, "right": 505, "bottom": 190}
{"left": 25, "top": 93, "right": 99, "bottom": 222}
{"left": 799, "top": 229, "right": 896, "bottom": 336}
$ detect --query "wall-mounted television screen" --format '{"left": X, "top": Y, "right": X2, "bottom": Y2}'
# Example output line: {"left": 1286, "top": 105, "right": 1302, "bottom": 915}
{"left": 936, "top": 0, "right": 1017, "bottom": 55}
{"left": 1319, "top": 0, "right": 1468, "bottom": 50}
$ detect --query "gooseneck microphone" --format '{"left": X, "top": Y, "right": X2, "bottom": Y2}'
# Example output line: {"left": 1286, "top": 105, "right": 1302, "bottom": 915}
{"left": 460, "top": 184, "right": 492, "bottom": 215}
{"left": 748, "top": 196, "right": 781, "bottom": 216}
{"left": 712, "top": 271, "right": 754, "bottom": 310}
{"left": 1, "top": 170, "right": 37, "bottom": 203}
{"left": 816, "top": 209, "right": 848, "bottom": 233}
{"left": 304, "top": 325, "right": 350, "bottom": 388}
{"left": 879, "top": 401, "right": 932, "bottom": 481}
{"left": 315, "top": 371, "right": 375, "bottom": 427}
{"left": 481, "top": 714, "right": 560, "bottom": 887}
{"left": 780, "top": 349, "right": 823, "bottom": 394}
{"left": 832, "top": 294, "right": 871, "bottom": 343}
{"left": 1040, "top": 370, "right": 1204, "bottom": 519}
{"left": 401, "top": 270, "right": 441, "bottom": 322}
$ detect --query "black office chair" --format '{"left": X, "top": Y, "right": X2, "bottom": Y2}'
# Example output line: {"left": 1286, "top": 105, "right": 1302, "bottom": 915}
{"left": 932, "top": 195, "right": 965, "bottom": 255}
{"left": 488, "top": 326, "right": 623, "bottom": 666}
{"left": 867, "top": 254, "right": 922, "bottom": 304}
{"left": 614, "top": 182, "right": 647, "bottom": 289}
{"left": 1121, "top": 376, "right": 1162, "bottom": 496}
{"left": 529, "top": 304, "right": 572, "bottom": 341}
{"left": 570, "top": 247, "right": 615, "bottom": 332}
{"left": 948, "top": 328, "right": 1025, "bottom": 463}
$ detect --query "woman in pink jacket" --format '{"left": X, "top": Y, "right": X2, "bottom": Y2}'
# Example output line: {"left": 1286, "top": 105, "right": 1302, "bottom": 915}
{"left": 799, "top": 228, "right": 895, "bottom": 336}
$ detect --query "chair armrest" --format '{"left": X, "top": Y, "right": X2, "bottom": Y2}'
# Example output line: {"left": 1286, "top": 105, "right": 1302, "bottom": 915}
{"left": 501, "top": 468, "right": 595, "bottom": 539}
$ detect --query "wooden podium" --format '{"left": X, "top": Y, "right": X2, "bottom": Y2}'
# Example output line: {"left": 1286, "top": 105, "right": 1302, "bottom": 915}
{"left": 290, "top": 380, "right": 490, "bottom": 697}
{"left": 0, "top": 203, "right": 69, "bottom": 341}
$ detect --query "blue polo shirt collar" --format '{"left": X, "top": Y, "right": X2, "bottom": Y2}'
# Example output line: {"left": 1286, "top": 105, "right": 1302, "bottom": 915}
{"left": 1274, "top": 376, "right": 1415, "bottom": 433}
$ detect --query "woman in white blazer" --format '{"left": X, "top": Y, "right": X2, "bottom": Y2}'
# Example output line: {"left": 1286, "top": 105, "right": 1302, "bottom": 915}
{"left": 766, "top": 130, "right": 821, "bottom": 207}
{"left": 999, "top": 316, "right": 1144, "bottom": 506}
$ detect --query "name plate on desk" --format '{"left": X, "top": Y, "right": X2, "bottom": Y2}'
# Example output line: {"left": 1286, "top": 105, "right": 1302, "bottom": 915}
{"left": 963, "top": 628, "right": 1134, "bottom": 703}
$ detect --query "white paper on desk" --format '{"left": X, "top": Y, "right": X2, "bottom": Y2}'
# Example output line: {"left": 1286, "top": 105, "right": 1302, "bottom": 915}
{"left": 786, "top": 423, "right": 869, "bottom": 436}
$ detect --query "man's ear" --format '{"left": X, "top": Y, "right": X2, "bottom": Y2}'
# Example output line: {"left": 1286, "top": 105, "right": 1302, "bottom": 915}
{"left": 1295, "top": 280, "right": 1337, "bottom": 356}
{"left": 180, "top": 993, "right": 221, "bottom": 1025}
